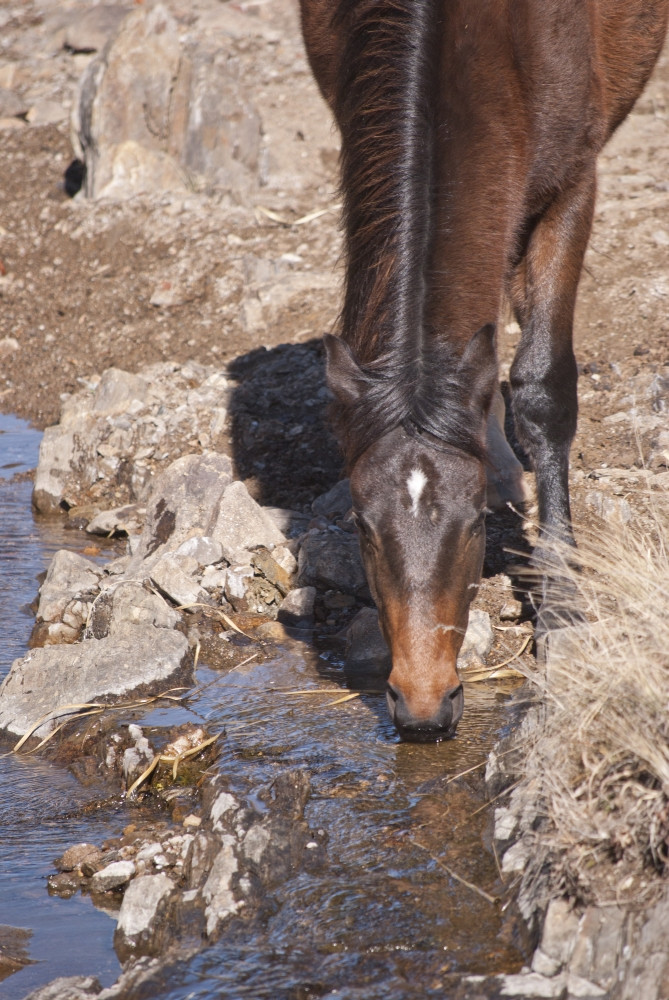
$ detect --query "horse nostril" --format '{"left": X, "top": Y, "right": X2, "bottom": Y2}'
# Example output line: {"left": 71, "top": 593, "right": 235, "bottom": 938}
{"left": 388, "top": 683, "right": 464, "bottom": 742}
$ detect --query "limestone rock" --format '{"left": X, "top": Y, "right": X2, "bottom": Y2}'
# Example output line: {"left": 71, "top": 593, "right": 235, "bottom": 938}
{"left": 37, "top": 550, "right": 103, "bottom": 624}
{"left": 277, "top": 587, "right": 316, "bottom": 626}
{"left": 114, "top": 872, "right": 175, "bottom": 962}
{"left": 0, "top": 628, "right": 190, "bottom": 738}
{"left": 90, "top": 860, "right": 135, "bottom": 893}
{"left": 212, "top": 480, "right": 286, "bottom": 564}
{"left": 86, "top": 581, "right": 179, "bottom": 639}
{"left": 64, "top": 5, "right": 130, "bottom": 54}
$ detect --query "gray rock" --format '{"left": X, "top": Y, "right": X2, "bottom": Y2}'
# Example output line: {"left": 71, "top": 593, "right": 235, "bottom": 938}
{"left": 200, "top": 566, "right": 228, "bottom": 592}
{"left": 224, "top": 565, "right": 254, "bottom": 607}
{"left": 459, "top": 608, "right": 494, "bottom": 668}
{"left": 64, "top": 4, "right": 129, "bottom": 53}
{"left": 297, "top": 529, "right": 367, "bottom": 595}
{"left": 212, "top": 480, "right": 286, "bottom": 564}
{"left": 278, "top": 587, "right": 316, "bottom": 626}
{"left": 90, "top": 860, "right": 136, "bottom": 893}
{"left": 263, "top": 507, "right": 311, "bottom": 539}
{"left": 311, "top": 479, "right": 352, "bottom": 520}
{"left": 149, "top": 554, "right": 209, "bottom": 609}
{"left": 21, "top": 977, "right": 102, "bottom": 1000}
{"left": 584, "top": 490, "right": 632, "bottom": 524}
{"left": 532, "top": 899, "right": 580, "bottom": 977}
{"left": 87, "top": 581, "right": 179, "bottom": 639}
{"left": 202, "top": 838, "right": 244, "bottom": 938}
{"left": 86, "top": 504, "right": 145, "bottom": 537}
{"left": 37, "top": 550, "right": 103, "bottom": 624}
{"left": 0, "top": 86, "right": 27, "bottom": 118}
{"left": 114, "top": 872, "right": 175, "bottom": 962}
{"left": 174, "top": 536, "right": 223, "bottom": 567}
{"left": 0, "top": 627, "right": 190, "bottom": 738}
{"left": 133, "top": 452, "right": 234, "bottom": 565}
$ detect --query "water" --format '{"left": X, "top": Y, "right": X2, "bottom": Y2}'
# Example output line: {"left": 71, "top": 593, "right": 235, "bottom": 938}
{"left": 0, "top": 414, "right": 528, "bottom": 999}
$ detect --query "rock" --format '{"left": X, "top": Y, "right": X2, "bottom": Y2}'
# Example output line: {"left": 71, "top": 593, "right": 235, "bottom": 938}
{"left": 174, "top": 536, "right": 223, "bottom": 567}
{"left": 57, "top": 843, "right": 103, "bottom": 873}
{"left": 223, "top": 564, "right": 254, "bottom": 609}
{"left": 212, "top": 480, "right": 286, "bottom": 563}
{"left": 458, "top": 609, "right": 494, "bottom": 668}
{"left": 90, "top": 860, "right": 136, "bottom": 893}
{"left": 584, "top": 490, "right": 632, "bottom": 524}
{"left": 202, "top": 839, "right": 244, "bottom": 938}
{"left": 36, "top": 550, "right": 103, "bottom": 625}
{"left": 251, "top": 547, "right": 292, "bottom": 596}
{"left": 311, "top": 479, "right": 352, "bottom": 520}
{"left": 277, "top": 586, "right": 316, "bottom": 626}
{"left": 200, "top": 566, "right": 228, "bottom": 592}
{"left": 149, "top": 553, "right": 209, "bottom": 609}
{"left": 114, "top": 872, "right": 175, "bottom": 962}
{"left": 86, "top": 504, "right": 145, "bottom": 537}
{"left": 271, "top": 545, "right": 298, "bottom": 576}
{"left": 264, "top": 507, "right": 312, "bottom": 538}
{"left": 133, "top": 452, "right": 234, "bottom": 564}
{"left": 344, "top": 607, "right": 391, "bottom": 687}
{"left": 64, "top": 4, "right": 129, "bottom": 53}
{"left": 531, "top": 899, "right": 581, "bottom": 977}
{"left": 87, "top": 581, "right": 179, "bottom": 639}
{"left": 297, "top": 529, "right": 367, "bottom": 595}
{"left": 0, "top": 627, "right": 191, "bottom": 738}
{"left": 0, "top": 86, "right": 27, "bottom": 118}
{"left": 21, "top": 976, "right": 103, "bottom": 1000}
{"left": 26, "top": 100, "right": 67, "bottom": 125}
{"left": 0, "top": 336, "right": 20, "bottom": 357}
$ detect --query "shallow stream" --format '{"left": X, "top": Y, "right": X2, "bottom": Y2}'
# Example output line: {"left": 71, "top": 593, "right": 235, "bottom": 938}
{"left": 0, "top": 414, "right": 528, "bottom": 999}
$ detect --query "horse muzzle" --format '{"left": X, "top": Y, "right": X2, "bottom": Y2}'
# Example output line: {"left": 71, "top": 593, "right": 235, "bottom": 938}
{"left": 386, "top": 682, "right": 464, "bottom": 743}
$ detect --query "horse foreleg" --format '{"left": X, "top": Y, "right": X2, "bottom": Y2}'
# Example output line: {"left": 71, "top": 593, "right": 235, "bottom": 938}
{"left": 509, "top": 168, "right": 596, "bottom": 634}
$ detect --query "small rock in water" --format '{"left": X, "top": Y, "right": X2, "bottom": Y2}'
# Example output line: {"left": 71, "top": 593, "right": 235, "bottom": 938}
{"left": 90, "top": 859, "right": 136, "bottom": 893}
{"left": 56, "top": 843, "right": 103, "bottom": 873}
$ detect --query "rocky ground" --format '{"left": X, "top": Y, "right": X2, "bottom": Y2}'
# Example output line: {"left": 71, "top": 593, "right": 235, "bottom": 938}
{"left": 2, "top": 1, "right": 669, "bottom": 998}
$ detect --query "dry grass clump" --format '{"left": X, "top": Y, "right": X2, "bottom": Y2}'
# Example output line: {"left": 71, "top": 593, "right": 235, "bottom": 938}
{"left": 515, "top": 500, "right": 669, "bottom": 907}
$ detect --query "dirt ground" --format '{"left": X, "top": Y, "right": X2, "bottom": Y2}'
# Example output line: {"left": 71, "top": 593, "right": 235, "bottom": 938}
{"left": 2, "top": 2, "right": 669, "bottom": 639}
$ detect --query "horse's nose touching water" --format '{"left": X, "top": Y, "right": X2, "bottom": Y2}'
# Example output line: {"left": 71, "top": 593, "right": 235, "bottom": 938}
{"left": 299, "top": 0, "right": 669, "bottom": 740}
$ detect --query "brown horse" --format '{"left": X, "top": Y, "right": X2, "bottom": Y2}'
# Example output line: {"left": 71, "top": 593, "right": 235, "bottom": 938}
{"left": 299, "top": 0, "right": 668, "bottom": 741}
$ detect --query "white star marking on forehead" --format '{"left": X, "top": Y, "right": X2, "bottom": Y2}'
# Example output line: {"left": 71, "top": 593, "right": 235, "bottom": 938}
{"left": 407, "top": 467, "right": 427, "bottom": 517}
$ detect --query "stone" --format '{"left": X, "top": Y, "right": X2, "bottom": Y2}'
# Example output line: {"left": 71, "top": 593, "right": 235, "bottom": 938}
{"left": 272, "top": 545, "right": 298, "bottom": 576}
{"left": 311, "top": 479, "right": 352, "bottom": 520}
{"left": 202, "top": 838, "right": 244, "bottom": 938}
{"left": 149, "top": 553, "right": 209, "bottom": 609}
{"left": 277, "top": 587, "right": 316, "bottom": 626}
{"left": 212, "top": 480, "right": 286, "bottom": 564}
{"left": 458, "top": 609, "right": 494, "bottom": 668}
{"left": 133, "top": 452, "right": 234, "bottom": 564}
{"left": 90, "top": 860, "right": 135, "bottom": 893}
{"left": 64, "top": 4, "right": 129, "bottom": 54}
{"left": 114, "top": 872, "right": 175, "bottom": 961}
{"left": 57, "top": 843, "right": 103, "bottom": 873}
{"left": 251, "top": 547, "right": 292, "bottom": 595}
{"left": 86, "top": 504, "right": 145, "bottom": 537}
{"left": 344, "top": 607, "right": 391, "bottom": 688}
{"left": 0, "top": 86, "right": 27, "bottom": 119}
{"left": 498, "top": 971, "right": 567, "bottom": 997}
{"left": 0, "top": 627, "right": 190, "bottom": 738}
{"left": 200, "top": 566, "right": 228, "bottom": 592}
{"left": 223, "top": 564, "right": 254, "bottom": 609}
{"left": 584, "top": 490, "right": 632, "bottom": 524}
{"left": 174, "top": 536, "right": 223, "bottom": 567}
{"left": 26, "top": 100, "right": 67, "bottom": 125}
{"left": 297, "top": 529, "right": 367, "bottom": 595}
{"left": 87, "top": 581, "right": 179, "bottom": 639}
{"left": 20, "top": 976, "right": 103, "bottom": 1000}
{"left": 37, "top": 550, "right": 103, "bottom": 625}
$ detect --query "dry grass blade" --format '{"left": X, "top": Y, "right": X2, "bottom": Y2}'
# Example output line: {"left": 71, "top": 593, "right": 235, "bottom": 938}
{"left": 127, "top": 733, "right": 220, "bottom": 796}
{"left": 174, "top": 601, "right": 254, "bottom": 639}
{"left": 11, "top": 701, "right": 106, "bottom": 752}
{"left": 411, "top": 839, "right": 498, "bottom": 904}
{"left": 126, "top": 755, "right": 161, "bottom": 798}
{"left": 463, "top": 634, "right": 533, "bottom": 682}
{"left": 323, "top": 692, "right": 361, "bottom": 707}
{"left": 255, "top": 203, "right": 342, "bottom": 226}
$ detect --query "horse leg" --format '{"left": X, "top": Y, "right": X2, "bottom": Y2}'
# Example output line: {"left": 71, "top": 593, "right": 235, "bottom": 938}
{"left": 485, "top": 385, "right": 527, "bottom": 511}
{"left": 509, "top": 168, "right": 596, "bottom": 633}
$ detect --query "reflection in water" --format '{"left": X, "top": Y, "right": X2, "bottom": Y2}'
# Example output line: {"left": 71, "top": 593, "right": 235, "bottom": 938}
{"left": 138, "top": 648, "right": 526, "bottom": 999}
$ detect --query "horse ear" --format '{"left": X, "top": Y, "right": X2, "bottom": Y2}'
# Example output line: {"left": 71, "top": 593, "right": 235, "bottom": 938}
{"left": 323, "top": 333, "right": 366, "bottom": 405}
{"left": 459, "top": 323, "right": 497, "bottom": 416}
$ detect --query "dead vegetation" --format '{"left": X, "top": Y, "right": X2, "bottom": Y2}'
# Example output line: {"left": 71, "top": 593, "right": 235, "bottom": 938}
{"left": 512, "top": 496, "right": 669, "bottom": 908}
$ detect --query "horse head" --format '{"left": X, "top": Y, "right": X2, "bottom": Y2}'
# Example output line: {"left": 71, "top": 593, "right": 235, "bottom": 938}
{"left": 324, "top": 326, "right": 497, "bottom": 742}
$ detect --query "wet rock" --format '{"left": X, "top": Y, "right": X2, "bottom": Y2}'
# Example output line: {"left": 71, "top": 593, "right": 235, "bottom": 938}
{"left": 114, "top": 872, "right": 175, "bottom": 962}
{"left": 57, "top": 843, "right": 103, "bottom": 873}
{"left": 47, "top": 871, "right": 82, "bottom": 898}
{"left": 87, "top": 581, "right": 179, "bottom": 639}
{"left": 202, "top": 839, "right": 244, "bottom": 937}
{"left": 0, "top": 627, "right": 190, "bottom": 738}
{"left": 297, "top": 528, "right": 367, "bottom": 596}
{"left": 212, "top": 480, "right": 286, "bottom": 564}
{"left": 277, "top": 586, "right": 316, "bottom": 626}
{"left": 0, "top": 924, "right": 33, "bottom": 981}
{"left": 90, "top": 860, "right": 136, "bottom": 893}
{"left": 21, "top": 976, "right": 103, "bottom": 1000}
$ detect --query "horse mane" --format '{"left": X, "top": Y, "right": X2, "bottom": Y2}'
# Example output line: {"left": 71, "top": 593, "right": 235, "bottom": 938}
{"left": 330, "top": 0, "right": 489, "bottom": 468}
